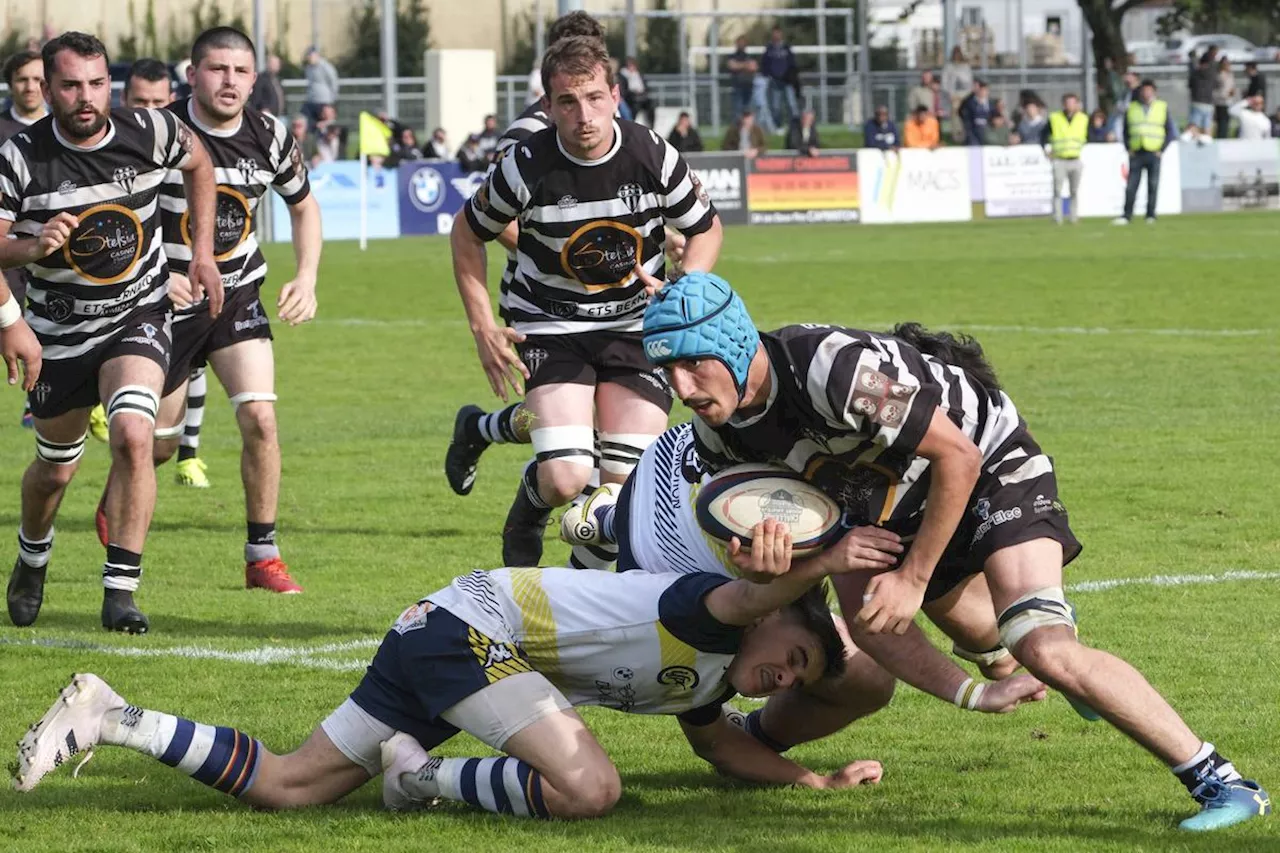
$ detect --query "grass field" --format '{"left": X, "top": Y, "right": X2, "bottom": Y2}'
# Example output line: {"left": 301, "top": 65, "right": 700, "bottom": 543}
{"left": 1, "top": 215, "right": 1278, "bottom": 852}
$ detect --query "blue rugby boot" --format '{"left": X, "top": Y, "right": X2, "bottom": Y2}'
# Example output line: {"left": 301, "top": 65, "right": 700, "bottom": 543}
{"left": 1180, "top": 775, "right": 1271, "bottom": 832}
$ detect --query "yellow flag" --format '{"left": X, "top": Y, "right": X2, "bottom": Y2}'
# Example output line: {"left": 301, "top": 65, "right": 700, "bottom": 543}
{"left": 359, "top": 111, "right": 392, "bottom": 157}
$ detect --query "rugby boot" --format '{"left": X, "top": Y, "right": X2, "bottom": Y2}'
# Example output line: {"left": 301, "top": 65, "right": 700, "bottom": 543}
{"left": 20, "top": 404, "right": 33, "bottom": 429}
{"left": 1180, "top": 776, "right": 1271, "bottom": 832}
{"left": 14, "top": 673, "right": 126, "bottom": 792}
{"left": 444, "top": 404, "right": 489, "bottom": 496}
{"left": 245, "top": 557, "right": 303, "bottom": 594}
{"left": 88, "top": 404, "right": 109, "bottom": 442}
{"left": 7, "top": 558, "right": 46, "bottom": 627}
{"left": 175, "top": 457, "right": 211, "bottom": 488}
{"left": 101, "top": 589, "right": 148, "bottom": 634}
{"left": 380, "top": 732, "right": 436, "bottom": 811}
{"left": 559, "top": 482, "right": 621, "bottom": 546}
{"left": 502, "top": 486, "right": 551, "bottom": 567}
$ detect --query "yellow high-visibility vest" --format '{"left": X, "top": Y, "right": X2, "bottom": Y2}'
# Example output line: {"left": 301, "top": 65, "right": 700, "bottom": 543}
{"left": 1048, "top": 110, "right": 1088, "bottom": 159}
{"left": 1127, "top": 99, "right": 1168, "bottom": 153}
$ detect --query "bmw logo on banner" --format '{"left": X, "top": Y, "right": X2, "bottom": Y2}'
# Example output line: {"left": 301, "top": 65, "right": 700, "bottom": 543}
{"left": 409, "top": 166, "right": 446, "bottom": 213}
{"left": 398, "top": 161, "right": 479, "bottom": 235}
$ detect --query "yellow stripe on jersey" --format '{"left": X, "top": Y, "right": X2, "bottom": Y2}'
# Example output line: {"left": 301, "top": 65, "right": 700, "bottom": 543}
{"left": 467, "top": 625, "right": 533, "bottom": 684}
{"left": 689, "top": 481, "right": 741, "bottom": 578}
{"left": 509, "top": 567, "right": 560, "bottom": 676}
{"left": 655, "top": 622, "right": 703, "bottom": 694}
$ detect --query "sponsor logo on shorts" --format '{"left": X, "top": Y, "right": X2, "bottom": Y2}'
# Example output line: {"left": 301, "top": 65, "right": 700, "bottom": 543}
{"left": 32, "top": 381, "right": 51, "bottom": 406}
{"left": 657, "top": 665, "right": 700, "bottom": 690}
{"left": 392, "top": 600, "right": 433, "bottom": 634}
{"left": 234, "top": 301, "right": 270, "bottom": 333}
{"left": 467, "top": 626, "right": 532, "bottom": 684}
{"left": 645, "top": 338, "right": 672, "bottom": 359}
{"left": 972, "top": 502, "right": 1022, "bottom": 544}
{"left": 637, "top": 370, "right": 672, "bottom": 397}
{"left": 1034, "top": 494, "right": 1054, "bottom": 515}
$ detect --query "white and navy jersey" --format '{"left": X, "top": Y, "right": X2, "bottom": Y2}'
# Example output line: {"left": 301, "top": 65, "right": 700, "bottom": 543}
{"left": 159, "top": 99, "right": 310, "bottom": 316}
{"left": 694, "top": 325, "right": 1023, "bottom": 533}
{"left": 424, "top": 567, "right": 739, "bottom": 716}
{"left": 464, "top": 120, "right": 717, "bottom": 335}
{"left": 0, "top": 109, "right": 193, "bottom": 359}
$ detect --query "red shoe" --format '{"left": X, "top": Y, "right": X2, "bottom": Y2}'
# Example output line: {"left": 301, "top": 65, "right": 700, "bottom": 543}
{"left": 94, "top": 493, "right": 109, "bottom": 548}
{"left": 245, "top": 557, "right": 303, "bottom": 594}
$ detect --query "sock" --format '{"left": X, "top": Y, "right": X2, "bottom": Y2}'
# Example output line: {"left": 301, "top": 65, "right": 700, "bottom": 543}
{"left": 596, "top": 504, "right": 617, "bottom": 545}
{"left": 521, "top": 462, "right": 551, "bottom": 511}
{"left": 475, "top": 404, "right": 526, "bottom": 445}
{"left": 1173, "top": 742, "right": 1242, "bottom": 800}
{"left": 17, "top": 527, "right": 53, "bottom": 569}
{"left": 102, "top": 706, "right": 262, "bottom": 798}
{"left": 744, "top": 709, "right": 791, "bottom": 753}
{"left": 246, "top": 521, "right": 279, "bottom": 563}
{"left": 178, "top": 368, "right": 207, "bottom": 462}
{"left": 567, "top": 467, "right": 616, "bottom": 570}
{"left": 402, "top": 755, "right": 550, "bottom": 818}
{"left": 103, "top": 544, "right": 142, "bottom": 592}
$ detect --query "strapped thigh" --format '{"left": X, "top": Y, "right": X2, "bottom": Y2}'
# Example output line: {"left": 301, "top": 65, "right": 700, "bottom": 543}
{"left": 996, "top": 585, "right": 1076, "bottom": 652}
{"left": 35, "top": 429, "right": 88, "bottom": 465}
{"left": 530, "top": 425, "right": 596, "bottom": 469}
{"left": 107, "top": 384, "right": 160, "bottom": 427}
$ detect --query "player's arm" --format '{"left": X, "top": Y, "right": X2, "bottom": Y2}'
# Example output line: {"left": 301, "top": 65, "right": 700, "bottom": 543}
{"left": 164, "top": 113, "right": 224, "bottom": 317}
{"left": 703, "top": 520, "right": 845, "bottom": 626}
{"left": 656, "top": 139, "right": 722, "bottom": 278}
{"left": 272, "top": 128, "right": 322, "bottom": 326}
{"left": 0, "top": 203, "right": 49, "bottom": 390}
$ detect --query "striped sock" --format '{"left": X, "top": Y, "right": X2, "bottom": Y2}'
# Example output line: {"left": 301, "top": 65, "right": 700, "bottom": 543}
{"left": 17, "top": 527, "right": 53, "bottom": 569}
{"left": 475, "top": 404, "right": 526, "bottom": 444}
{"left": 1174, "top": 742, "right": 1242, "bottom": 800}
{"left": 101, "top": 706, "right": 262, "bottom": 798}
{"left": 178, "top": 368, "right": 207, "bottom": 462}
{"left": 405, "top": 756, "right": 550, "bottom": 818}
{"left": 102, "top": 544, "right": 141, "bottom": 592}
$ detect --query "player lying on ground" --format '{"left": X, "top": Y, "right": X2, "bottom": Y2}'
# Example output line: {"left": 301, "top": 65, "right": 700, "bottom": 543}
{"left": 630, "top": 271, "right": 1271, "bottom": 832}
{"left": 16, "top": 532, "right": 889, "bottom": 818}
{"left": 562, "top": 421, "right": 1049, "bottom": 758}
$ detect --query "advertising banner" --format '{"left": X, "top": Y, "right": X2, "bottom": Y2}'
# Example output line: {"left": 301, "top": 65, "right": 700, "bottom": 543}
{"left": 685, "top": 153, "right": 749, "bottom": 225}
{"left": 270, "top": 160, "right": 400, "bottom": 242}
{"left": 857, "top": 148, "right": 971, "bottom": 224}
{"left": 1075, "top": 143, "right": 1182, "bottom": 218}
{"left": 983, "top": 145, "right": 1054, "bottom": 217}
{"left": 745, "top": 153, "right": 859, "bottom": 225}
{"left": 1179, "top": 140, "right": 1222, "bottom": 213}
{"left": 398, "top": 160, "right": 486, "bottom": 236}
{"left": 1216, "top": 138, "right": 1280, "bottom": 211}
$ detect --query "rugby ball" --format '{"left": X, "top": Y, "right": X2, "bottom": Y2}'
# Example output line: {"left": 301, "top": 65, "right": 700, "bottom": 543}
{"left": 695, "top": 464, "right": 843, "bottom": 557}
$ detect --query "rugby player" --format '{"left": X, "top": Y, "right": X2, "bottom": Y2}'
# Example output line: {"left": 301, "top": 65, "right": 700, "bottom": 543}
{"left": 634, "top": 272, "right": 1270, "bottom": 832}
{"left": 449, "top": 35, "right": 722, "bottom": 569}
{"left": 94, "top": 29, "right": 319, "bottom": 594}
{"left": 0, "top": 32, "right": 222, "bottom": 634}
{"left": 85, "top": 58, "right": 215, "bottom": 487}
{"left": 16, "top": 536, "right": 885, "bottom": 818}
{"left": 1, "top": 50, "right": 48, "bottom": 429}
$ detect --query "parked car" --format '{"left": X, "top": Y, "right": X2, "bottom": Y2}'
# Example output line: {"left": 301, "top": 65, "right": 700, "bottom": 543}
{"left": 1126, "top": 40, "right": 1165, "bottom": 66}
{"left": 1161, "top": 34, "right": 1279, "bottom": 65}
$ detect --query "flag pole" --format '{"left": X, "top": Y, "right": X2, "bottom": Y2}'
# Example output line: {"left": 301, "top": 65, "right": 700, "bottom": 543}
{"left": 359, "top": 151, "right": 369, "bottom": 251}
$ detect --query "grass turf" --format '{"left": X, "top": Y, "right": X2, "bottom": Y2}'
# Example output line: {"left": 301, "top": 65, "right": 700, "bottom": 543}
{"left": 1, "top": 214, "right": 1277, "bottom": 852}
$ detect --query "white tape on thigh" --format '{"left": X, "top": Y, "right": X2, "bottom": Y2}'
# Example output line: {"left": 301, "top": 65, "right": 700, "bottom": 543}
{"left": 107, "top": 385, "right": 159, "bottom": 427}
{"left": 439, "top": 670, "right": 572, "bottom": 751}
{"left": 35, "top": 430, "right": 88, "bottom": 465}
{"left": 320, "top": 698, "right": 396, "bottom": 777}
{"left": 952, "top": 643, "right": 1013, "bottom": 668}
{"left": 228, "top": 392, "right": 278, "bottom": 412}
{"left": 997, "top": 586, "right": 1076, "bottom": 652}
{"left": 152, "top": 423, "right": 185, "bottom": 440}
{"left": 530, "top": 425, "right": 596, "bottom": 469}
{"left": 597, "top": 432, "right": 657, "bottom": 477}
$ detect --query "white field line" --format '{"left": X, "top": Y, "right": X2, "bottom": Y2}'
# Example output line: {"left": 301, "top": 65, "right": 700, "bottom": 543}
{"left": 314, "top": 317, "right": 1276, "bottom": 338}
{"left": 1, "top": 571, "right": 1278, "bottom": 673}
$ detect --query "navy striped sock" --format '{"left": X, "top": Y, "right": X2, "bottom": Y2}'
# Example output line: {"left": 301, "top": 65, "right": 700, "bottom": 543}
{"left": 102, "top": 707, "right": 262, "bottom": 798}
{"left": 433, "top": 756, "right": 549, "bottom": 818}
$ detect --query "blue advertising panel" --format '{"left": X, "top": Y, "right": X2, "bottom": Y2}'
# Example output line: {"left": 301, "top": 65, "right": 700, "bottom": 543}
{"left": 270, "top": 160, "right": 400, "bottom": 242}
{"left": 397, "top": 161, "right": 487, "bottom": 236}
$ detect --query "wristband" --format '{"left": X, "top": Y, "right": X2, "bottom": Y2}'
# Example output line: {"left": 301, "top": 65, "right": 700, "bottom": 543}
{"left": 0, "top": 294, "right": 21, "bottom": 329}
{"left": 953, "top": 677, "right": 986, "bottom": 711}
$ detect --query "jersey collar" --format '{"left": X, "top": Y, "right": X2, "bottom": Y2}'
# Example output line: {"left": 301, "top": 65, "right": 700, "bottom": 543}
{"left": 729, "top": 361, "right": 779, "bottom": 428}
{"left": 8, "top": 106, "right": 46, "bottom": 126}
{"left": 555, "top": 120, "right": 622, "bottom": 167}
{"left": 52, "top": 115, "right": 116, "bottom": 152}
{"left": 187, "top": 98, "right": 243, "bottom": 138}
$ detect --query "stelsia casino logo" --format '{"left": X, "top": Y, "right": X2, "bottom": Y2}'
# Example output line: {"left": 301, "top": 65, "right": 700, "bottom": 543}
{"left": 64, "top": 204, "right": 144, "bottom": 284}
{"left": 182, "top": 188, "right": 252, "bottom": 259}
{"left": 560, "top": 220, "right": 642, "bottom": 290}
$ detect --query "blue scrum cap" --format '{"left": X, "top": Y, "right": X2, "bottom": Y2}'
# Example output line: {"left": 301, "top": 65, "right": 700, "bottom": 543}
{"left": 641, "top": 272, "right": 759, "bottom": 396}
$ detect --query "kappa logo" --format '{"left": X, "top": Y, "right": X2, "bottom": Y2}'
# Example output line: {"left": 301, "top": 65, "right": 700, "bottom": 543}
{"left": 57, "top": 180, "right": 78, "bottom": 195}
{"left": 482, "top": 643, "right": 515, "bottom": 668}
{"left": 236, "top": 157, "right": 259, "bottom": 185}
{"left": 113, "top": 166, "right": 138, "bottom": 195}
{"left": 522, "top": 347, "right": 548, "bottom": 376}
{"left": 644, "top": 338, "right": 672, "bottom": 359}
{"left": 617, "top": 182, "right": 644, "bottom": 214}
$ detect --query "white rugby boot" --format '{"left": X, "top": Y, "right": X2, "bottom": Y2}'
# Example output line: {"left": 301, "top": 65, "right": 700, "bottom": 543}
{"left": 559, "top": 482, "right": 622, "bottom": 547}
{"left": 14, "top": 673, "right": 125, "bottom": 792}
{"left": 380, "top": 731, "right": 437, "bottom": 811}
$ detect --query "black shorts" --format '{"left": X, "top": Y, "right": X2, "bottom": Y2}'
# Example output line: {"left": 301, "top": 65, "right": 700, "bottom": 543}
{"left": 349, "top": 603, "right": 533, "bottom": 751}
{"left": 3, "top": 267, "right": 27, "bottom": 306}
{"left": 516, "top": 330, "right": 674, "bottom": 413}
{"left": 164, "top": 284, "right": 273, "bottom": 396}
{"left": 918, "top": 427, "right": 1083, "bottom": 603}
{"left": 28, "top": 303, "right": 172, "bottom": 421}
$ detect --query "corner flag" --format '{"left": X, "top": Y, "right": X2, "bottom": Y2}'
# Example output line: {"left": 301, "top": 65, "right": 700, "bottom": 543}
{"left": 359, "top": 111, "right": 392, "bottom": 157}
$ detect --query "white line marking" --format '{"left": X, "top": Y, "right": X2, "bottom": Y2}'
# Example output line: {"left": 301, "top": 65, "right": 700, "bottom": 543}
{"left": 1068, "top": 569, "right": 1280, "bottom": 594}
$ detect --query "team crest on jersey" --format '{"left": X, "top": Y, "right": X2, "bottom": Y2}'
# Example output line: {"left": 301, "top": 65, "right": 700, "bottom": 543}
{"left": 656, "top": 665, "right": 700, "bottom": 690}
{"left": 617, "top": 182, "right": 643, "bottom": 214}
{"left": 392, "top": 601, "right": 434, "bottom": 634}
{"left": 44, "top": 292, "right": 75, "bottom": 323}
{"left": 547, "top": 300, "right": 578, "bottom": 319}
{"left": 236, "top": 157, "right": 259, "bottom": 185}
{"left": 113, "top": 166, "right": 138, "bottom": 195}
{"left": 57, "top": 180, "right": 78, "bottom": 195}
{"left": 848, "top": 366, "right": 916, "bottom": 429}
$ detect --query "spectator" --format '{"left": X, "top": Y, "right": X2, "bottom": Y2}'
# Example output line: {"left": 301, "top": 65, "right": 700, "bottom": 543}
{"left": 1230, "top": 93, "right": 1271, "bottom": 141}
{"left": 930, "top": 75, "right": 949, "bottom": 135}
{"left": 725, "top": 36, "right": 758, "bottom": 122}
{"left": 1179, "top": 123, "right": 1213, "bottom": 146}
{"left": 786, "top": 108, "right": 822, "bottom": 155}
{"left": 749, "top": 66, "right": 776, "bottom": 134}
{"left": 457, "top": 134, "right": 489, "bottom": 173}
{"left": 1117, "top": 79, "right": 1177, "bottom": 224}
{"left": 861, "top": 105, "right": 898, "bottom": 151}
{"left": 618, "top": 57, "right": 655, "bottom": 127}
{"left": 992, "top": 97, "right": 1008, "bottom": 121}
{"left": 303, "top": 46, "right": 340, "bottom": 126}
{"left": 1087, "top": 109, "right": 1115, "bottom": 143}
{"left": 375, "top": 109, "right": 405, "bottom": 139}
{"left": 1213, "top": 56, "right": 1236, "bottom": 139}
{"left": 1100, "top": 57, "right": 1126, "bottom": 109}
{"left": 424, "top": 127, "right": 449, "bottom": 160}
{"left": 985, "top": 113, "right": 1012, "bottom": 146}
{"left": 314, "top": 123, "right": 343, "bottom": 164}
{"left": 289, "top": 114, "right": 318, "bottom": 166}
{"left": 477, "top": 114, "right": 500, "bottom": 158}
{"left": 666, "top": 111, "right": 704, "bottom": 153}
{"left": 387, "top": 127, "right": 423, "bottom": 166}
{"left": 1015, "top": 101, "right": 1047, "bottom": 146}
{"left": 1186, "top": 51, "right": 1216, "bottom": 133}
{"left": 958, "top": 79, "right": 992, "bottom": 145}
{"left": 941, "top": 46, "right": 973, "bottom": 138}
{"left": 760, "top": 27, "right": 799, "bottom": 130}
{"left": 907, "top": 70, "right": 935, "bottom": 117}
{"left": 250, "top": 53, "right": 286, "bottom": 116}
{"left": 1244, "top": 62, "right": 1266, "bottom": 100}
{"left": 314, "top": 103, "right": 348, "bottom": 153}
{"left": 721, "top": 109, "right": 767, "bottom": 157}
{"left": 903, "top": 105, "right": 941, "bottom": 149}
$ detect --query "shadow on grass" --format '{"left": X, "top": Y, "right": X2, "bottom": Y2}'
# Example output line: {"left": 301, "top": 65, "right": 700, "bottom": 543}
{"left": 0, "top": 515, "right": 470, "bottom": 541}
{"left": 2, "top": 609, "right": 368, "bottom": 642}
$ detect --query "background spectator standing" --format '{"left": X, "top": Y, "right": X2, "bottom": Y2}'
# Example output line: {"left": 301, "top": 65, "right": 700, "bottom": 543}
{"left": 303, "top": 47, "right": 340, "bottom": 127}
{"left": 387, "top": 127, "right": 423, "bottom": 167}
{"left": 477, "top": 114, "right": 500, "bottom": 158}
{"left": 425, "top": 127, "right": 449, "bottom": 159}
{"left": 907, "top": 70, "right": 935, "bottom": 117}
{"left": 250, "top": 54, "right": 286, "bottom": 116}
{"left": 725, "top": 36, "right": 757, "bottom": 122}
{"left": 1111, "top": 69, "right": 1141, "bottom": 140}
{"left": 1272, "top": 108, "right": 1280, "bottom": 138}
{"left": 315, "top": 123, "right": 343, "bottom": 164}
{"left": 760, "top": 27, "right": 799, "bottom": 131}
{"left": 959, "top": 80, "right": 992, "bottom": 145}
{"left": 667, "top": 111, "right": 704, "bottom": 153}
{"left": 1230, "top": 93, "right": 1271, "bottom": 140}
{"left": 786, "top": 108, "right": 822, "bottom": 155}
{"left": 1214, "top": 57, "right": 1237, "bottom": 138}
{"left": 618, "top": 57, "right": 655, "bottom": 127}
{"left": 1088, "top": 109, "right": 1115, "bottom": 142}
{"left": 1244, "top": 62, "right": 1266, "bottom": 100}
{"left": 904, "top": 105, "right": 940, "bottom": 148}
{"left": 985, "top": 113, "right": 1012, "bottom": 145}
{"left": 1118, "top": 79, "right": 1177, "bottom": 224}
{"left": 1015, "top": 100, "right": 1047, "bottom": 146}
{"left": 1099, "top": 57, "right": 1126, "bottom": 110}
{"left": 942, "top": 46, "right": 973, "bottom": 139}
{"left": 457, "top": 134, "right": 489, "bottom": 173}
{"left": 862, "top": 105, "right": 898, "bottom": 151}
{"left": 1187, "top": 49, "right": 1217, "bottom": 132}
{"left": 722, "top": 109, "right": 767, "bottom": 157}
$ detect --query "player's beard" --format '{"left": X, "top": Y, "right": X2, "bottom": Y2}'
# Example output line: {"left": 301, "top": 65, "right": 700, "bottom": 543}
{"left": 199, "top": 87, "right": 244, "bottom": 123}
{"left": 55, "top": 100, "right": 108, "bottom": 141}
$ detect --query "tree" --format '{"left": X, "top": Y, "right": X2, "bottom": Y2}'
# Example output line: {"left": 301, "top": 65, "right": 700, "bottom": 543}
{"left": 642, "top": 0, "right": 681, "bottom": 74}
{"left": 1076, "top": 0, "right": 1137, "bottom": 108}
{"left": 397, "top": 0, "right": 431, "bottom": 76}
{"left": 1157, "top": 0, "right": 1280, "bottom": 45}
{"left": 338, "top": 0, "right": 433, "bottom": 78}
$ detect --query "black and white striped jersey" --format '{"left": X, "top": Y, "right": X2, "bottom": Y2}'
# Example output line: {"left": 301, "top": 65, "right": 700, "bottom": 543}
{"left": 464, "top": 120, "right": 717, "bottom": 335}
{"left": 160, "top": 98, "right": 310, "bottom": 317}
{"left": 0, "top": 109, "right": 193, "bottom": 360}
{"left": 493, "top": 102, "right": 551, "bottom": 160}
{"left": 0, "top": 107, "right": 40, "bottom": 145}
{"left": 692, "top": 324, "right": 1024, "bottom": 531}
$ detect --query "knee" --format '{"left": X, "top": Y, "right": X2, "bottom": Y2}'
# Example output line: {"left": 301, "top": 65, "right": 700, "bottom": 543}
{"left": 980, "top": 655, "right": 1022, "bottom": 681}
{"left": 108, "top": 417, "right": 155, "bottom": 466}
{"left": 28, "top": 458, "right": 79, "bottom": 492}
{"left": 152, "top": 438, "right": 179, "bottom": 466}
{"left": 1013, "top": 628, "right": 1086, "bottom": 691}
{"left": 237, "top": 402, "right": 278, "bottom": 447}
{"left": 861, "top": 664, "right": 897, "bottom": 710}
{"left": 555, "top": 763, "right": 621, "bottom": 819}
{"left": 538, "top": 462, "right": 591, "bottom": 507}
